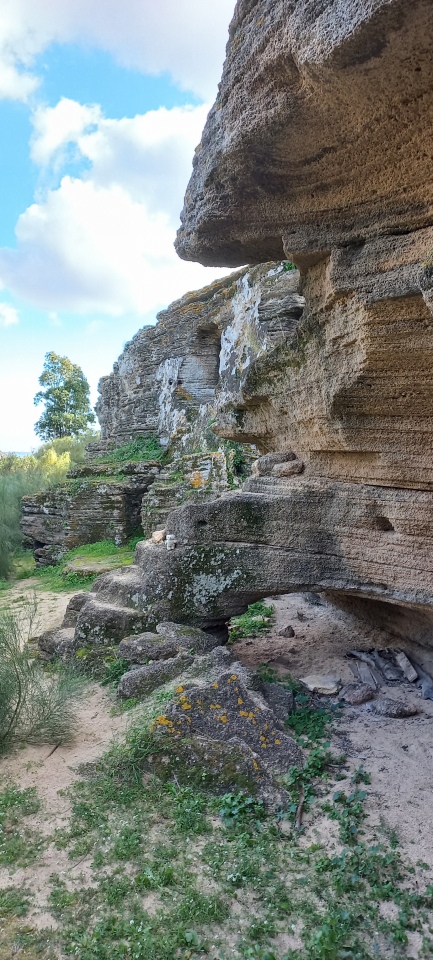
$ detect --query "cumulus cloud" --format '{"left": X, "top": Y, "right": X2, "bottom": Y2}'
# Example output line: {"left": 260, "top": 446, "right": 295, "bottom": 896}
{"left": 0, "top": 302, "right": 19, "bottom": 326}
{"left": 31, "top": 99, "right": 102, "bottom": 166}
{"left": 31, "top": 98, "right": 209, "bottom": 219}
{"left": 0, "top": 0, "right": 235, "bottom": 101}
{"left": 0, "top": 100, "right": 228, "bottom": 316}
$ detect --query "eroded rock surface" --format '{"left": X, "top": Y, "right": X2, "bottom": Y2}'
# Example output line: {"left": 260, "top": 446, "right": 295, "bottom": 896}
{"left": 176, "top": 0, "right": 433, "bottom": 267}
{"left": 21, "top": 462, "right": 159, "bottom": 565}
{"left": 24, "top": 262, "right": 303, "bottom": 563}
{"left": 42, "top": 0, "right": 433, "bottom": 661}
{"left": 94, "top": 263, "right": 304, "bottom": 456}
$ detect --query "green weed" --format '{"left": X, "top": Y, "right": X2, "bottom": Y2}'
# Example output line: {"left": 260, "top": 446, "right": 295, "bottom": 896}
{"left": 229, "top": 601, "right": 275, "bottom": 641}
{"left": 0, "top": 786, "right": 43, "bottom": 867}
{"left": 100, "top": 435, "right": 166, "bottom": 464}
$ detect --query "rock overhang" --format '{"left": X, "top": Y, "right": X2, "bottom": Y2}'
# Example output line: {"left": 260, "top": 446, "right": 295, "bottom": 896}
{"left": 175, "top": 0, "right": 433, "bottom": 267}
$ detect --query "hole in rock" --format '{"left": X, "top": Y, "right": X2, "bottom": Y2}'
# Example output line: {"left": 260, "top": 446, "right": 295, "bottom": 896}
{"left": 375, "top": 516, "right": 395, "bottom": 531}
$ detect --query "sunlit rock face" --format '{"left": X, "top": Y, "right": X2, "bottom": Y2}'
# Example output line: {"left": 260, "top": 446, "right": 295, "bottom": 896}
{"left": 94, "top": 263, "right": 304, "bottom": 456}
{"left": 173, "top": 0, "right": 433, "bottom": 645}
{"left": 176, "top": 0, "right": 433, "bottom": 491}
{"left": 176, "top": 0, "right": 433, "bottom": 268}
{"left": 51, "top": 0, "right": 433, "bottom": 656}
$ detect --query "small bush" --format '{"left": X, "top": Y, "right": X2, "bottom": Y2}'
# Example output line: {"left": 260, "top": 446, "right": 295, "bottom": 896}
{"left": 0, "top": 605, "right": 83, "bottom": 753}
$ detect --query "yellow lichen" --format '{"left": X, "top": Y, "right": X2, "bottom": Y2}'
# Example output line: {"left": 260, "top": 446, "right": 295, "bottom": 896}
{"left": 190, "top": 470, "right": 206, "bottom": 489}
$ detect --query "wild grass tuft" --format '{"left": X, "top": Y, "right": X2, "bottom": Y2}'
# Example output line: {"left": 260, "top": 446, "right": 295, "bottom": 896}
{"left": 229, "top": 601, "right": 275, "bottom": 641}
{"left": 0, "top": 605, "right": 83, "bottom": 753}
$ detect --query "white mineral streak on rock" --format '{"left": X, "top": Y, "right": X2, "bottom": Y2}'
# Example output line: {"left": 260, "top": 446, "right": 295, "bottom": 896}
{"left": 155, "top": 357, "right": 186, "bottom": 443}
{"left": 267, "top": 264, "right": 284, "bottom": 278}
{"left": 219, "top": 273, "right": 266, "bottom": 378}
{"left": 191, "top": 569, "right": 243, "bottom": 607}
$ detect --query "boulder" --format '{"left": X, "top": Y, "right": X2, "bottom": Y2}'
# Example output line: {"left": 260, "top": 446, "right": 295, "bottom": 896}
{"left": 117, "top": 653, "right": 194, "bottom": 699}
{"left": 142, "top": 732, "right": 288, "bottom": 810}
{"left": 156, "top": 621, "right": 220, "bottom": 654}
{"left": 118, "top": 633, "right": 180, "bottom": 664}
{"left": 159, "top": 671, "right": 303, "bottom": 774}
{"left": 259, "top": 682, "right": 295, "bottom": 722}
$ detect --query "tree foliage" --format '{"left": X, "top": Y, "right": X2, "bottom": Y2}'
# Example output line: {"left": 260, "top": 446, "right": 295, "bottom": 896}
{"left": 0, "top": 432, "right": 99, "bottom": 580}
{"left": 34, "top": 352, "right": 95, "bottom": 441}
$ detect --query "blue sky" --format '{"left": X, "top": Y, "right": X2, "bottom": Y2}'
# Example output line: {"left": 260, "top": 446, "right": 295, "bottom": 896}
{"left": 0, "top": 1, "right": 235, "bottom": 452}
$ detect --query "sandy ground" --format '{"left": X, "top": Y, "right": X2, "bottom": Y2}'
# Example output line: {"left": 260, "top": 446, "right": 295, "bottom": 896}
{"left": 0, "top": 578, "right": 76, "bottom": 635}
{"left": 236, "top": 592, "right": 433, "bottom": 871}
{"left": 0, "top": 582, "right": 432, "bottom": 951}
{"left": 0, "top": 682, "right": 131, "bottom": 931}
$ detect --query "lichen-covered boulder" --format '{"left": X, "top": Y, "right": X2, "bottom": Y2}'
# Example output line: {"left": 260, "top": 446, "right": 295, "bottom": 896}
{"left": 142, "top": 732, "right": 288, "bottom": 810}
{"left": 154, "top": 670, "right": 303, "bottom": 774}
{"left": 156, "top": 621, "right": 221, "bottom": 653}
{"left": 117, "top": 653, "right": 195, "bottom": 699}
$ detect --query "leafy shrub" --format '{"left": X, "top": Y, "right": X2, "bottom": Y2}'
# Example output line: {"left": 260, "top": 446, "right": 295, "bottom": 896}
{"left": 0, "top": 432, "right": 100, "bottom": 580}
{"left": 34, "top": 430, "right": 99, "bottom": 466}
{"left": 219, "top": 792, "right": 266, "bottom": 827}
{"left": 0, "top": 606, "right": 83, "bottom": 753}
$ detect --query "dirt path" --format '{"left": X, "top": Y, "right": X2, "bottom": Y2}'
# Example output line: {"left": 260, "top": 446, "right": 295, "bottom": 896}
{"left": 0, "top": 683, "right": 131, "bottom": 937}
{"left": 0, "top": 578, "right": 78, "bottom": 635}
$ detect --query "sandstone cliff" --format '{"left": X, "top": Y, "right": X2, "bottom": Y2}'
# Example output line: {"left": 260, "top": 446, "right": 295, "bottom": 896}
{"left": 50, "top": 0, "right": 433, "bottom": 656}
{"left": 40, "top": 0, "right": 433, "bottom": 669}
{"left": 93, "top": 262, "right": 303, "bottom": 457}
{"left": 24, "top": 263, "right": 303, "bottom": 562}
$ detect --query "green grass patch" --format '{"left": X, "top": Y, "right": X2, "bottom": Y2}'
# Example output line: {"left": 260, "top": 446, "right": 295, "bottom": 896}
{"left": 32, "top": 536, "right": 141, "bottom": 591}
{"left": 0, "top": 786, "right": 44, "bottom": 868}
{"left": 229, "top": 601, "right": 275, "bottom": 641}
{"left": 5, "top": 688, "right": 433, "bottom": 960}
{"left": 99, "top": 434, "right": 166, "bottom": 464}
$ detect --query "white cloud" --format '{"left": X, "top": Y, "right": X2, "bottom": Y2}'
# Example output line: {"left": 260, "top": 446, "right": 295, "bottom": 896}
{"left": 0, "top": 302, "right": 19, "bottom": 326}
{"left": 31, "top": 98, "right": 210, "bottom": 219}
{"left": 0, "top": 101, "right": 229, "bottom": 316}
{"left": 31, "top": 99, "right": 102, "bottom": 166}
{"left": 0, "top": 0, "right": 235, "bottom": 101}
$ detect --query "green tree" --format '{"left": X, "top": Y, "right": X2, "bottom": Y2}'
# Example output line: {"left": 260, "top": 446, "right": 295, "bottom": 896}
{"left": 34, "top": 352, "right": 95, "bottom": 441}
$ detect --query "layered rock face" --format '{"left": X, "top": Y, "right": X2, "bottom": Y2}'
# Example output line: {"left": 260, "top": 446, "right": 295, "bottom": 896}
{"left": 176, "top": 0, "right": 433, "bottom": 267}
{"left": 93, "top": 262, "right": 304, "bottom": 456}
{"left": 21, "top": 464, "right": 158, "bottom": 565}
{"left": 24, "top": 264, "right": 303, "bottom": 562}
{"left": 56, "top": 0, "right": 433, "bottom": 654}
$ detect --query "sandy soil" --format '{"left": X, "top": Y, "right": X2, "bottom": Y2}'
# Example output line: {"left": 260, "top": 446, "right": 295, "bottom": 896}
{"left": 235, "top": 592, "right": 433, "bottom": 871}
{"left": 0, "top": 582, "right": 432, "bottom": 952}
{"left": 0, "top": 578, "right": 77, "bottom": 635}
{"left": 0, "top": 682, "right": 131, "bottom": 932}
